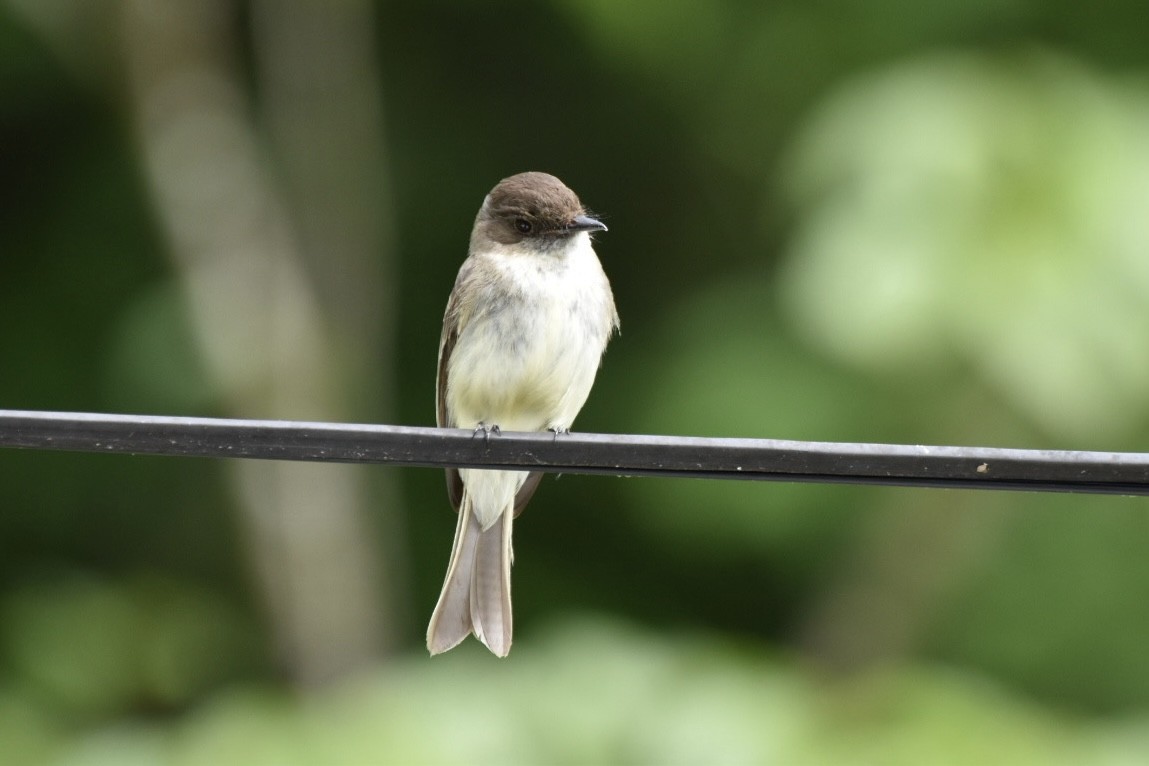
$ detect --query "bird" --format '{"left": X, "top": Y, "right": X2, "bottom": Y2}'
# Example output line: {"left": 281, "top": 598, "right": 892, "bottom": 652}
{"left": 426, "top": 171, "right": 618, "bottom": 656}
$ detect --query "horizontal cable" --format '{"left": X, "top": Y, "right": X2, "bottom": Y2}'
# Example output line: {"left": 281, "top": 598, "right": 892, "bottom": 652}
{"left": 1, "top": 409, "right": 1147, "bottom": 495}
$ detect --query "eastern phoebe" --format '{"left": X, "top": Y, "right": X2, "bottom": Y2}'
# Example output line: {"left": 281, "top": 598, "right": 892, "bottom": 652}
{"left": 426, "top": 172, "right": 618, "bottom": 656}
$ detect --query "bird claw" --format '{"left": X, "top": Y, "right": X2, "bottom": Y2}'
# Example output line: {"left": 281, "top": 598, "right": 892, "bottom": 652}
{"left": 474, "top": 422, "right": 501, "bottom": 443}
{"left": 548, "top": 426, "right": 570, "bottom": 442}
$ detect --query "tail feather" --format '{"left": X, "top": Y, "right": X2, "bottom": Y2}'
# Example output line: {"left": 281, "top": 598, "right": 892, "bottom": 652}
{"left": 471, "top": 509, "right": 513, "bottom": 656}
{"left": 426, "top": 490, "right": 514, "bottom": 657}
{"left": 426, "top": 497, "right": 479, "bottom": 654}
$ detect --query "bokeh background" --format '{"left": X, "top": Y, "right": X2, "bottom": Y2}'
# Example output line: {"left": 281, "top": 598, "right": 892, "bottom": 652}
{"left": 3, "top": 0, "right": 1149, "bottom": 763}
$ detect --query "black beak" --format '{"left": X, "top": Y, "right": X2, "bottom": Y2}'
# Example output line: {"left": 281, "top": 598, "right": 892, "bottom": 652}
{"left": 567, "top": 215, "right": 608, "bottom": 233}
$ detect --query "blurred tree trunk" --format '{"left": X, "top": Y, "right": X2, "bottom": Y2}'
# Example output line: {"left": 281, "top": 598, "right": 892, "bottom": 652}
{"left": 120, "top": 0, "right": 399, "bottom": 685}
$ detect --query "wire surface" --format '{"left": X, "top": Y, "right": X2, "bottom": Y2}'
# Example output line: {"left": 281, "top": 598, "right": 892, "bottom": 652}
{"left": 2, "top": 409, "right": 1147, "bottom": 495}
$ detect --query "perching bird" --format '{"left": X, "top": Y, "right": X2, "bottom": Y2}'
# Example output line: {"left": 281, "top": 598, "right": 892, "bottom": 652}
{"left": 427, "top": 172, "right": 618, "bottom": 656}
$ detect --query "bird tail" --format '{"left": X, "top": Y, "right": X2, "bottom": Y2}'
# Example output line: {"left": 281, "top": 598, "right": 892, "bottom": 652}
{"left": 426, "top": 489, "right": 514, "bottom": 657}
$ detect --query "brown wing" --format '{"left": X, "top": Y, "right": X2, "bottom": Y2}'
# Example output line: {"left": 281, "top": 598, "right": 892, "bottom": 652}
{"left": 439, "top": 340, "right": 465, "bottom": 511}
{"left": 437, "top": 268, "right": 465, "bottom": 512}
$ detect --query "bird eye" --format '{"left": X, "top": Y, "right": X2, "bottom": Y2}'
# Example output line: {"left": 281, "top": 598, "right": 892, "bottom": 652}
{"left": 514, "top": 218, "right": 532, "bottom": 234}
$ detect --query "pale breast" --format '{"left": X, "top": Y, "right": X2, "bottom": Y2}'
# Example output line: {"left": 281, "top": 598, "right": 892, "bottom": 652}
{"left": 447, "top": 235, "right": 615, "bottom": 432}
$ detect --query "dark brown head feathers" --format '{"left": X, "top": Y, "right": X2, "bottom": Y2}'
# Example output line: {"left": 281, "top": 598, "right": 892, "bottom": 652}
{"left": 473, "top": 172, "right": 604, "bottom": 248}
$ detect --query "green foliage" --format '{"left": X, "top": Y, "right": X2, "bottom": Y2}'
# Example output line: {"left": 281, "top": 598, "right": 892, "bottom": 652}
{"left": 1, "top": 573, "right": 262, "bottom": 719}
{"left": 779, "top": 52, "right": 1149, "bottom": 443}
{"left": 8, "top": 620, "right": 1149, "bottom": 765}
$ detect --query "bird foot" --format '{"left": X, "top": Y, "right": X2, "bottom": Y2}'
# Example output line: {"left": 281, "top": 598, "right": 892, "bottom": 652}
{"left": 473, "top": 422, "right": 501, "bottom": 443}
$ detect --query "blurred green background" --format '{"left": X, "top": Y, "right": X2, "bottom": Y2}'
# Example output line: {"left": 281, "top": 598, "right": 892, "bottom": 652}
{"left": 3, "top": 0, "right": 1149, "bottom": 763}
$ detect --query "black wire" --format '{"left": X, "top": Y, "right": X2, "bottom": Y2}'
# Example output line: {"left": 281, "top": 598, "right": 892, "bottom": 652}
{"left": 1, "top": 409, "right": 1147, "bottom": 495}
